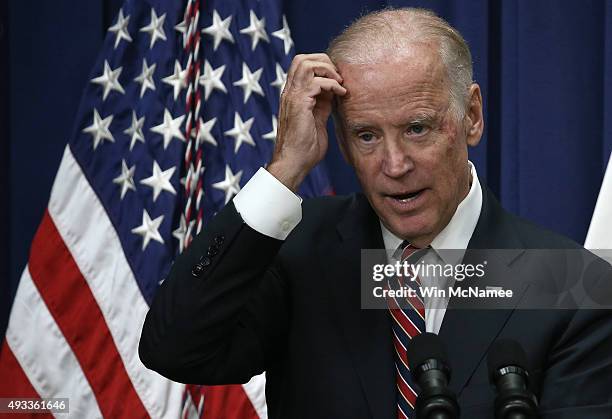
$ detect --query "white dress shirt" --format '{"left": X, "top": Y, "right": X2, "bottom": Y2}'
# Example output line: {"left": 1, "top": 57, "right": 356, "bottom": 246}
{"left": 380, "top": 162, "right": 482, "bottom": 333}
{"left": 233, "top": 163, "right": 483, "bottom": 333}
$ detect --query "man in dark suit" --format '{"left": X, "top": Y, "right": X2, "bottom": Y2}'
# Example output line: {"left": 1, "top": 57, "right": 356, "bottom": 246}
{"left": 139, "top": 8, "right": 612, "bottom": 418}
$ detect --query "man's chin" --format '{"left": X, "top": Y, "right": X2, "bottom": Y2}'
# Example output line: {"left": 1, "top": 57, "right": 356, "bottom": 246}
{"left": 383, "top": 217, "right": 435, "bottom": 244}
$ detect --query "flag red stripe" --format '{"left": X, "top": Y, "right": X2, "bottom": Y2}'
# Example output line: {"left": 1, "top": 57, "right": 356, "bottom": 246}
{"left": 202, "top": 385, "right": 260, "bottom": 419}
{"left": 28, "top": 211, "right": 148, "bottom": 418}
{"left": 0, "top": 342, "right": 53, "bottom": 419}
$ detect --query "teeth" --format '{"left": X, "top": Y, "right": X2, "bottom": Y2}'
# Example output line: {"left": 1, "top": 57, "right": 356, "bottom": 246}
{"left": 391, "top": 189, "right": 423, "bottom": 203}
{"left": 398, "top": 192, "right": 419, "bottom": 203}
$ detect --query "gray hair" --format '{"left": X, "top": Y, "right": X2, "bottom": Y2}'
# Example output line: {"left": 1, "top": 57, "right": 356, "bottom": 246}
{"left": 327, "top": 7, "right": 473, "bottom": 120}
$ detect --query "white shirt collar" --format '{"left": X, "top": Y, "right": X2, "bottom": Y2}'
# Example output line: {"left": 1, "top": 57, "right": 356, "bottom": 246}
{"left": 380, "top": 161, "right": 483, "bottom": 264}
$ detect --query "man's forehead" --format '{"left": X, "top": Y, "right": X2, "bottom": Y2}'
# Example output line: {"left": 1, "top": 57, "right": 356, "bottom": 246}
{"left": 336, "top": 42, "right": 443, "bottom": 78}
{"left": 335, "top": 54, "right": 448, "bottom": 114}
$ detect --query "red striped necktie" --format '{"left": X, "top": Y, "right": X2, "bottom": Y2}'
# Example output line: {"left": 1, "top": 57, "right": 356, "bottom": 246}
{"left": 387, "top": 241, "right": 426, "bottom": 419}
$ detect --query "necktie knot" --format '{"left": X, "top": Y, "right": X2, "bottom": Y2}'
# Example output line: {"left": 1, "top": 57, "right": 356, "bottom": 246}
{"left": 397, "top": 240, "right": 427, "bottom": 262}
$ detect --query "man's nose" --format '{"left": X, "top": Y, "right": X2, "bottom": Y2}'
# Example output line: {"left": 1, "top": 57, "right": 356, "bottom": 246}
{"left": 381, "top": 138, "right": 414, "bottom": 178}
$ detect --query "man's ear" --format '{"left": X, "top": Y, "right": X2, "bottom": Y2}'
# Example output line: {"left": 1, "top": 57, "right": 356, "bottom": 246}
{"left": 464, "top": 83, "right": 484, "bottom": 147}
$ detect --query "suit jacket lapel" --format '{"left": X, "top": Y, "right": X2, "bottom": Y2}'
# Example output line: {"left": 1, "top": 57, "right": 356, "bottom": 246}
{"left": 322, "top": 187, "right": 530, "bottom": 414}
{"left": 439, "top": 186, "right": 528, "bottom": 395}
{"left": 323, "top": 194, "right": 395, "bottom": 419}
{"left": 439, "top": 255, "right": 525, "bottom": 395}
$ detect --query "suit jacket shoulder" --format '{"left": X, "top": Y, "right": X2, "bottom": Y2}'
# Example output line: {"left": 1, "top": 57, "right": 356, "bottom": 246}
{"left": 470, "top": 185, "right": 583, "bottom": 251}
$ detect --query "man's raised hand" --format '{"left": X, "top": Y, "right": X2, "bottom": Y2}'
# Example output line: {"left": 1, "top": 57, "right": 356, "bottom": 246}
{"left": 268, "top": 53, "right": 346, "bottom": 192}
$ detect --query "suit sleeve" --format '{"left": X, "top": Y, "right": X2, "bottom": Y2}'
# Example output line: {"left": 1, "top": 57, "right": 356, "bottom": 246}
{"left": 538, "top": 257, "right": 612, "bottom": 417}
{"left": 138, "top": 202, "right": 290, "bottom": 385}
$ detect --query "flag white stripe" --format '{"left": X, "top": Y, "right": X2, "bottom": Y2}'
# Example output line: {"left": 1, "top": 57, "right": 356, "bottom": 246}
{"left": 47, "top": 145, "right": 185, "bottom": 418}
{"left": 585, "top": 151, "right": 612, "bottom": 249}
{"left": 6, "top": 267, "right": 103, "bottom": 418}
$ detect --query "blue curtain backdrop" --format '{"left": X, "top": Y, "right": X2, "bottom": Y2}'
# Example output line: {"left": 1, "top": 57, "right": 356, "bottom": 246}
{"left": 3, "top": 0, "right": 612, "bottom": 338}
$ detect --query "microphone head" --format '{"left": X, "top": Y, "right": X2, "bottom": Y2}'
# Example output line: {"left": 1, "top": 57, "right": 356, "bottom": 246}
{"left": 406, "top": 332, "right": 449, "bottom": 379}
{"left": 487, "top": 339, "right": 529, "bottom": 384}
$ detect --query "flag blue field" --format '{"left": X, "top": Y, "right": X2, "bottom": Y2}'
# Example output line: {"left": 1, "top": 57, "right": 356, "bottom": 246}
{"left": 0, "top": 0, "right": 331, "bottom": 417}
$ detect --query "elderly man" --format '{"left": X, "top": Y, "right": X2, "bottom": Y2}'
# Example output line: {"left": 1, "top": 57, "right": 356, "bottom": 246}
{"left": 139, "top": 8, "right": 612, "bottom": 418}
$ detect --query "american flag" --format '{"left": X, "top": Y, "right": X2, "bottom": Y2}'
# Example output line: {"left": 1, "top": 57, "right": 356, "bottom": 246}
{"left": 0, "top": 0, "right": 331, "bottom": 417}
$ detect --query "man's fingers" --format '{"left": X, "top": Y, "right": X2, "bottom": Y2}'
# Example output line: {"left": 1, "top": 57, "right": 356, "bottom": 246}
{"left": 292, "top": 61, "right": 343, "bottom": 87}
{"left": 272, "top": 54, "right": 340, "bottom": 184}
{"left": 308, "top": 77, "right": 347, "bottom": 96}
{"left": 286, "top": 53, "right": 341, "bottom": 88}
{"left": 294, "top": 53, "right": 335, "bottom": 64}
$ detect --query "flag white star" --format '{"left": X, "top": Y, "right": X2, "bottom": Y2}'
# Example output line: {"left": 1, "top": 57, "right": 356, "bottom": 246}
{"left": 131, "top": 210, "right": 164, "bottom": 250}
{"left": 134, "top": 59, "right": 156, "bottom": 98}
{"left": 224, "top": 112, "right": 255, "bottom": 153}
{"left": 174, "top": 16, "right": 188, "bottom": 47}
{"left": 240, "top": 10, "right": 270, "bottom": 51}
{"left": 91, "top": 60, "right": 125, "bottom": 100}
{"left": 162, "top": 60, "right": 188, "bottom": 100}
{"left": 140, "top": 161, "right": 176, "bottom": 202}
{"left": 212, "top": 165, "right": 243, "bottom": 204}
{"left": 112, "top": 159, "right": 136, "bottom": 199}
{"left": 151, "top": 109, "right": 185, "bottom": 149}
{"left": 201, "top": 10, "right": 234, "bottom": 51}
{"left": 124, "top": 111, "right": 145, "bottom": 150}
{"left": 272, "top": 15, "right": 293, "bottom": 55}
{"left": 271, "top": 63, "right": 287, "bottom": 96}
{"left": 196, "top": 117, "right": 218, "bottom": 146}
{"left": 172, "top": 214, "right": 195, "bottom": 253}
{"left": 140, "top": 8, "right": 167, "bottom": 49}
{"left": 263, "top": 115, "right": 278, "bottom": 143}
{"left": 108, "top": 9, "right": 132, "bottom": 49}
{"left": 199, "top": 60, "right": 227, "bottom": 100}
{"left": 233, "top": 63, "right": 264, "bottom": 103}
{"left": 83, "top": 109, "right": 114, "bottom": 150}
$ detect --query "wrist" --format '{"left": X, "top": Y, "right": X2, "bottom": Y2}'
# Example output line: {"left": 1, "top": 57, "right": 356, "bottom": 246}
{"left": 267, "top": 160, "right": 310, "bottom": 192}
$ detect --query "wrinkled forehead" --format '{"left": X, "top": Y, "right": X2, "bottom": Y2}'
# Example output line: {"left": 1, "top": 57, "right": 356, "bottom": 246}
{"left": 339, "top": 43, "right": 446, "bottom": 91}
{"left": 333, "top": 47, "right": 450, "bottom": 120}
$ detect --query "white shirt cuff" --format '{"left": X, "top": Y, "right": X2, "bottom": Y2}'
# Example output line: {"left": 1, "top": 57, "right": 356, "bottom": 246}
{"left": 233, "top": 167, "right": 303, "bottom": 240}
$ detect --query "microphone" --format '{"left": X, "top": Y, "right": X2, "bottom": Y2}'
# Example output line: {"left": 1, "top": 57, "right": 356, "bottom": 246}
{"left": 487, "top": 339, "right": 538, "bottom": 419}
{"left": 407, "top": 332, "right": 459, "bottom": 419}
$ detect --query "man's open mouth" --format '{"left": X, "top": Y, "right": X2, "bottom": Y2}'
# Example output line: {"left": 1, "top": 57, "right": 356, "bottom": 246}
{"left": 388, "top": 189, "right": 425, "bottom": 203}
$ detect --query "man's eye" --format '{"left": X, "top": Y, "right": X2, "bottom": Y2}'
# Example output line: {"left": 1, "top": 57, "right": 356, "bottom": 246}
{"left": 408, "top": 124, "right": 425, "bottom": 135}
{"left": 358, "top": 133, "right": 375, "bottom": 142}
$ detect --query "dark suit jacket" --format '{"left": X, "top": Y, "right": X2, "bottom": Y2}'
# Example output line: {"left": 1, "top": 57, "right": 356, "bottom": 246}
{"left": 139, "top": 185, "right": 612, "bottom": 418}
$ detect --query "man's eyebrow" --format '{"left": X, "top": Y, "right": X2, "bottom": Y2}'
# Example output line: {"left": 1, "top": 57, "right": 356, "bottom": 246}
{"left": 345, "top": 122, "right": 374, "bottom": 133}
{"left": 344, "top": 112, "right": 440, "bottom": 132}
{"left": 408, "top": 112, "right": 438, "bottom": 123}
